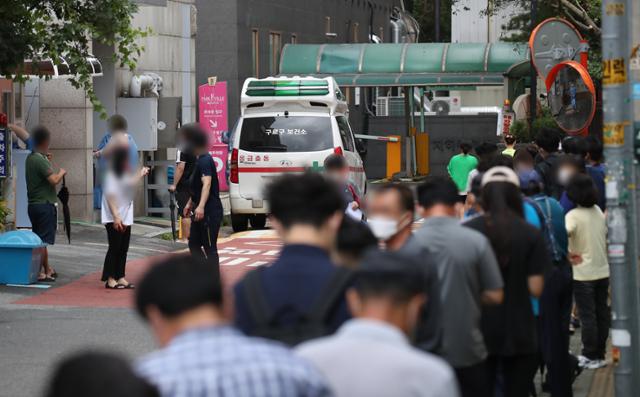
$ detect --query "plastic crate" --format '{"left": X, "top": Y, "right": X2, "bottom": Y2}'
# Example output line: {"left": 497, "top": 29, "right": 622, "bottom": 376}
{"left": 0, "top": 231, "right": 46, "bottom": 285}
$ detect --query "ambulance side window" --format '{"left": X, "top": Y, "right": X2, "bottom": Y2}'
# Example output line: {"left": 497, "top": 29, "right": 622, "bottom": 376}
{"left": 336, "top": 116, "right": 355, "bottom": 152}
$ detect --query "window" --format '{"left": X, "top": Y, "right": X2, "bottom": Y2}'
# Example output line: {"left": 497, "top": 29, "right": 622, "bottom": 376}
{"left": 269, "top": 32, "right": 282, "bottom": 75}
{"left": 239, "top": 116, "right": 333, "bottom": 153}
{"left": 13, "top": 82, "right": 22, "bottom": 120}
{"left": 251, "top": 29, "right": 260, "bottom": 77}
{"left": 291, "top": 34, "right": 298, "bottom": 44}
{"left": 336, "top": 116, "right": 355, "bottom": 152}
{"left": 352, "top": 23, "right": 359, "bottom": 43}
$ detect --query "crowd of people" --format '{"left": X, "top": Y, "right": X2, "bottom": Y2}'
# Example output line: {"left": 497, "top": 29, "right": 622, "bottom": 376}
{"left": 23, "top": 120, "right": 610, "bottom": 397}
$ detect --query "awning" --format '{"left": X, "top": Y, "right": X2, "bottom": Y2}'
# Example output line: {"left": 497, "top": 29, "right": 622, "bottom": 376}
{"left": 279, "top": 43, "right": 529, "bottom": 88}
{"left": 12, "top": 56, "right": 103, "bottom": 78}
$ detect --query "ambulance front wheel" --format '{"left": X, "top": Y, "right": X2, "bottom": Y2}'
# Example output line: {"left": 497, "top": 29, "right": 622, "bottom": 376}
{"left": 250, "top": 214, "right": 267, "bottom": 230}
{"left": 231, "top": 214, "right": 249, "bottom": 233}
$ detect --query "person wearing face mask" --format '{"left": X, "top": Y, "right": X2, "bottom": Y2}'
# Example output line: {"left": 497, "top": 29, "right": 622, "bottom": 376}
{"left": 324, "top": 154, "right": 363, "bottom": 221}
{"left": 367, "top": 184, "right": 443, "bottom": 354}
{"left": 556, "top": 155, "right": 586, "bottom": 214}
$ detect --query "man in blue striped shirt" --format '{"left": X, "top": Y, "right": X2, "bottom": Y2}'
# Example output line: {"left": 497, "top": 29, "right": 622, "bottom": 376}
{"left": 135, "top": 255, "right": 332, "bottom": 397}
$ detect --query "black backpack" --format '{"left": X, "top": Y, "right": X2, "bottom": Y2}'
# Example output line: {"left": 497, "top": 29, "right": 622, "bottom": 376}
{"left": 243, "top": 267, "right": 352, "bottom": 346}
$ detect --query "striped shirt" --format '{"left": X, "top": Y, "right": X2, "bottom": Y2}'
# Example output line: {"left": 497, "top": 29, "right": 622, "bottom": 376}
{"left": 136, "top": 326, "right": 332, "bottom": 397}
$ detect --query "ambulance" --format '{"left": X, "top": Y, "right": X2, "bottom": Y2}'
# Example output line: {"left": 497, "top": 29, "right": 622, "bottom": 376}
{"left": 228, "top": 76, "right": 367, "bottom": 232}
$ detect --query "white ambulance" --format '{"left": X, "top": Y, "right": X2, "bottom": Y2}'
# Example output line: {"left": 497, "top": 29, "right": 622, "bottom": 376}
{"left": 228, "top": 76, "right": 367, "bottom": 232}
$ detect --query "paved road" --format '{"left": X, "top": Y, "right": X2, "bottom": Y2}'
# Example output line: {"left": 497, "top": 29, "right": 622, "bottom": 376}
{"left": 0, "top": 223, "right": 610, "bottom": 397}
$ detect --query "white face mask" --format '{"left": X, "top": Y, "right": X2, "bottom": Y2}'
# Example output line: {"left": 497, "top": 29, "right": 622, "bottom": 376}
{"left": 557, "top": 168, "right": 574, "bottom": 186}
{"left": 368, "top": 216, "right": 400, "bottom": 241}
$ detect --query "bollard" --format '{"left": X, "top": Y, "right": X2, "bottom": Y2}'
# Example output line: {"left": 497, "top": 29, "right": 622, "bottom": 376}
{"left": 386, "top": 135, "right": 401, "bottom": 179}
{"left": 415, "top": 132, "right": 429, "bottom": 176}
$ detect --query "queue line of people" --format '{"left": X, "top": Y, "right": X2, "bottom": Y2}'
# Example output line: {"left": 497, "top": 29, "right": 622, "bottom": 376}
{"left": 36, "top": 124, "right": 609, "bottom": 397}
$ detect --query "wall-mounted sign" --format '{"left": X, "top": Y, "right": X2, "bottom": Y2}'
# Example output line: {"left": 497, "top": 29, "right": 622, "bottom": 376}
{"left": 198, "top": 81, "right": 228, "bottom": 147}
{"left": 0, "top": 127, "right": 9, "bottom": 178}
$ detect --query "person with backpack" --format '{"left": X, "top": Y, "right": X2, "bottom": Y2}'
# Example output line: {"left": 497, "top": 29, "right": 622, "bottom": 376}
{"left": 233, "top": 172, "right": 352, "bottom": 345}
{"left": 519, "top": 169, "right": 575, "bottom": 397}
{"left": 463, "top": 167, "right": 548, "bottom": 397}
{"left": 534, "top": 128, "right": 563, "bottom": 199}
{"left": 296, "top": 250, "right": 460, "bottom": 397}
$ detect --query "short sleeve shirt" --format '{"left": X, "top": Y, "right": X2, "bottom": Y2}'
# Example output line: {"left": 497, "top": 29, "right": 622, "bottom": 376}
{"left": 404, "top": 217, "right": 503, "bottom": 367}
{"left": 566, "top": 206, "right": 609, "bottom": 281}
{"left": 464, "top": 215, "right": 548, "bottom": 356}
{"left": 25, "top": 152, "right": 57, "bottom": 204}
{"left": 101, "top": 172, "right": 135, "bottom": 226}
{"left": 175, "top": 148, "right": 196, "bottom": 192}
{"left": 189, "top": 154, "right": 223, "bottom": 212}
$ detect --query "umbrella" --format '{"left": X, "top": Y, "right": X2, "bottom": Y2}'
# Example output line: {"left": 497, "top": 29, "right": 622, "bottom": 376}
{"left": 169, "top": 190, "right": 177, "bottom": 242}
{"left": 57, "top": 176, "right": 71, "bottom": 244}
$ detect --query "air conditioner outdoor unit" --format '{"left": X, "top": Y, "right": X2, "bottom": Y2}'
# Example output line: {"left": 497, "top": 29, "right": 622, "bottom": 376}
{"left": 376, "top": 97, "right": 389, "bottom": 116}
{"left": 431, "top": 96, "right": 462, "bottom": 115}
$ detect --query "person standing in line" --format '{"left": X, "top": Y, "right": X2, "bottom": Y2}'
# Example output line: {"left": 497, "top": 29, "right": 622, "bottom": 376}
{"left": 26, "top": 127, "right": 66, "bottom": 282}
{"left": 135, "top": 255, "right": 332, "bottom": 397}
{"left": 519, "top": 169, "right": 574, "bottom": 397}
{"left": 324, "top": 154, "right": 362, "bottom": 221}
{"left": 584, "top": 136, "right": 606, "bottom": 211}
{"left": 333, "top": 216, "right": 377, "bottom": 268}
{"left": 534, "top": 128, "right": 563, "bottom": 199}
{"left": 447, "top": 142, "right": 478, "bottom": 203}
{"left": 463, "top": 167, "right": 547, "bottom": 397}
{"left": 181, "top": 124, "right": 223, "bottom": 272}
{"left": 168, "top": 126, "right": 197, "bottom": 241}
{"left": 403, "top": 177, "right": 504, "bottom": 397}
{"left": 296, "top": 250, "right": 460, "bottom": 397}
{"left": 101, "top": 147, "right": 149, "bottom": 289}
{"left": 502, "top": 135, "right": 516, "bottom": 157}
{"left": 565, "top": 174, "right": 610, "bottom": 370}
{"left": 367, "top": 183, "right": 442, "bottom": 353}
{"left": 46, "top": 352, "right": 159, "bottom": 397}
{"left": 233, "top": 173, "right": 351, "bottom": 345}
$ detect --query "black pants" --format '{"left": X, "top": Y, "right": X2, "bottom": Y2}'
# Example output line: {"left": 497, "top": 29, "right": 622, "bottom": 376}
{"left": 189, "top": 212, "right": 221, "bottom": 273}
{"left": 486, "top": 354, "right": 538, "bottom": 397}
{"left": 102, "top": 223, "right": 131, "bottom": 281}
{"left": 540, "top": 263, "right": 574, "bottom": 397}
{"left": 454, "top": 360, "right": 490, "bottom": 397}
{"left": 574, "top": 278, "right": 610, "bottom": 360}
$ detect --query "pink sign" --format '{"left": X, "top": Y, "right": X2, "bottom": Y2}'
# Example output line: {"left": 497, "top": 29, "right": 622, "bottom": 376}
{"left": 209, "top": 144, "right": 229, "bottom": 192}
{"left": 198, "top": 81, "right": 228, "bottom": 146}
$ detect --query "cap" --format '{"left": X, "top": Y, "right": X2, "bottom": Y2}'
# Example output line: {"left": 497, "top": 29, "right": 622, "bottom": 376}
{"left": 481, "top": 166, "right": 520, "bottom": 187}
{"left": 518, "top": 169, "right": 543, "bottom": 190}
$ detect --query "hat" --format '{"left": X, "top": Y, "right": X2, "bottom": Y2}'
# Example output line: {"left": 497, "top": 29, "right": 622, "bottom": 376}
{"left": 518, "top": 169, "right": 543, "bottom": 190}
{"left": 481, "top": 166, "right": 520, "bottom": 187}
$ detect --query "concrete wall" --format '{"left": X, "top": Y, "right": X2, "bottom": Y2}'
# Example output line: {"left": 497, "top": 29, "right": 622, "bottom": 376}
{"left": 451, "top": 0, "right": 522, "bottom": 43}
{"left": 39, "top": 78, "right": 95, "bottom": 220}
{"left": 196, "top": 0, "right": 395, "bottom": 127}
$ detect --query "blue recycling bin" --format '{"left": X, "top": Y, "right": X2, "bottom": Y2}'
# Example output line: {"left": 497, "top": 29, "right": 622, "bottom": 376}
{"left": 0, "top": 230, "right": 46, "bottom": 285}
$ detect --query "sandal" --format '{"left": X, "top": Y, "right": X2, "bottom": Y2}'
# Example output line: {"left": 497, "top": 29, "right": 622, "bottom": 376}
{"left": 105, "top": 282, "right": 126, "bottom": 290}
{"left": 38, "top": 276, "right": 56, "bottom": 283}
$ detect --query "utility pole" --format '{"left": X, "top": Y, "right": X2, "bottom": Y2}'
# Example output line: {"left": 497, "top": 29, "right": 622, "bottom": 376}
{"left": 602, "top": 0, "right": 640, "bottom": 394}
{"left": 529, "top": 0, "right": 537, "bottom": 128}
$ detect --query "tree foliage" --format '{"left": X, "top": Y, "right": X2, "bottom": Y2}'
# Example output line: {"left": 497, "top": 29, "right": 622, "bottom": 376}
{"left": 412, "top": 0, "right": 454, "bottom": 43}
{"left": 0, "top": 0, "right": 150, "bottom": 117}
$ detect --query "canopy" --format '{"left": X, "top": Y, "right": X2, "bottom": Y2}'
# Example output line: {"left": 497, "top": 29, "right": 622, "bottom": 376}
{"left": 279, "top": 43, "right": 529, "bottom": 88}
{"left": 9, "top": 56, "right": 103, "bottom": 78}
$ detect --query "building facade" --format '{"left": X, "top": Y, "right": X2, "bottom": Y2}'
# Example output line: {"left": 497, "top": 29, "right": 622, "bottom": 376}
{"left": 196, "top": 0, "right": 397, "bottom": 124}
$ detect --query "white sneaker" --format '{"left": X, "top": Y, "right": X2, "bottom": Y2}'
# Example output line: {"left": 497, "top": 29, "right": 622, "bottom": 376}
{"left": 577, "top": 355, "right": 590, "bottom": 367}
{"left": 585, "top": 359, "right": 608, "bottom": 369}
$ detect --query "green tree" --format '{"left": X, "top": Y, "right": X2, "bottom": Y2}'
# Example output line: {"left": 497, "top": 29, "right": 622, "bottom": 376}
{"left": 0, "top": 0, "right": 150, "bottom": 117}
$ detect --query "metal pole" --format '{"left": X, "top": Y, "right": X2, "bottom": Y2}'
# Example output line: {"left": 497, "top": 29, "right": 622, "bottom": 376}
{"left": 529, "top": 0, "right": 537, "bottom": 128}
{"left": 434, "top": 0, "right": 440, "bottom": 42}
{"left": 602, "top": 0, "right": 640, "bottom": 394}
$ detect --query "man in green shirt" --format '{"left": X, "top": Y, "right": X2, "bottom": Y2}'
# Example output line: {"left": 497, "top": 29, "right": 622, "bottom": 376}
{"left": 447, "top": 142, "right": 478, "bottom": 200}
{"left": 26, "top": 126, "right": 66, "bottom": 282}
{"left": 502, "top": 135, "right": 516, "bottom": 157}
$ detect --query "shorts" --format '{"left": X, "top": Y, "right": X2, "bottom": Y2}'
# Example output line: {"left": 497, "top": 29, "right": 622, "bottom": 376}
{"left": 176, "top": 191, "right": 191, "bottom": 217}
{"left": 28, "top": 203, "right": 57, "bottom": 245}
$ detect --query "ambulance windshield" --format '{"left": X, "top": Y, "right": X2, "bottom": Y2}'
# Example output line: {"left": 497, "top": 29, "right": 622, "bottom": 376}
{"left": 239, "top": 116, "right": 333, "bottom": 153}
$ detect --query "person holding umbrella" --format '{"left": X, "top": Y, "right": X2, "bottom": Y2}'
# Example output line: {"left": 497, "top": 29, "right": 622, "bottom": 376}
{"left": 101, "top": 143, "right": 149, "bottom": 289}
{"left": 25, "top": 126, "right": 66, "bottom": 282}
{"left": 181, "top": 123, "right": 223, "bottom": 272}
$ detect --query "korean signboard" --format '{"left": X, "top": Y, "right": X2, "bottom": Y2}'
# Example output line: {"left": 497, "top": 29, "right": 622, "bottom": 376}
{"left": 0, "top": 127, "right": 9, "bottom": 178}
{"left": 198, "top": 81, "right": 229, "bottom": 191}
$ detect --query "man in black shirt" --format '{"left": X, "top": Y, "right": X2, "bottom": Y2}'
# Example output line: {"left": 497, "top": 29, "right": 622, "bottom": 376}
{"left": 169, "top": 127, "right": 197, "bottom": 240}
{"left": 182, "top": 124, "right": 223, "bottom": 272}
